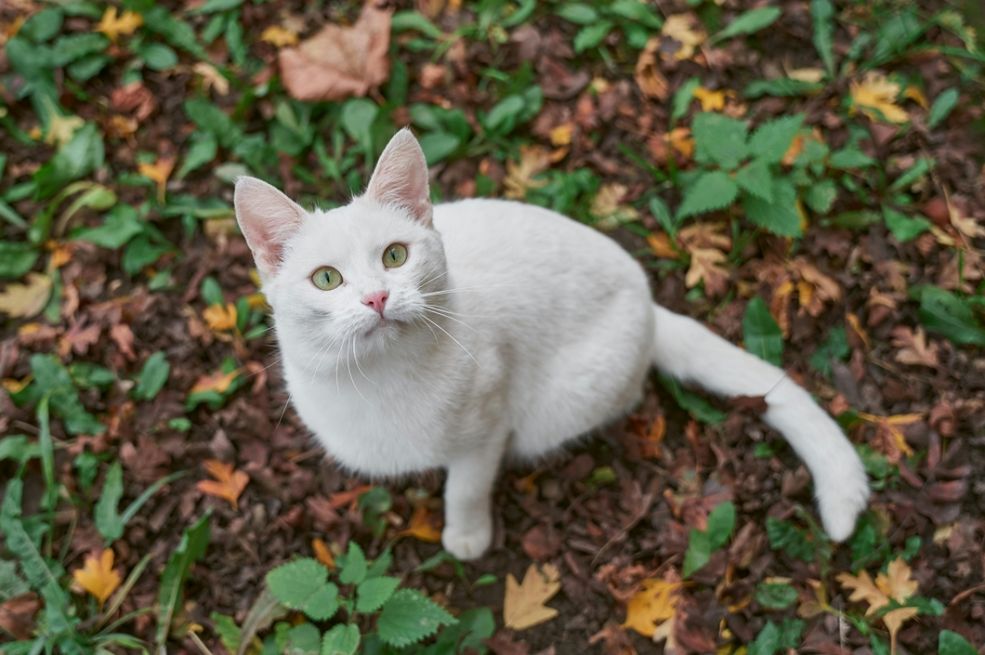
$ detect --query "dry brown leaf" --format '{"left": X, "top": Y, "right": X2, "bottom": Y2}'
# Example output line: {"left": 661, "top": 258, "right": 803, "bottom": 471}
{"left": 72, "top": 549, "right": 122, "bottom": 606}
{"left": 400, "top": 505, "right": 442, "bottom": 543}
{"left": 312, "top": 538, "right": 336, "bottom": 569}
{"left": 203, "top": 303, "right": 238, "bottom": 332}
{"left": 189, "top": 368, "right": 241, "bottom": 395}
{"left": 623, "top": 578, "right": 680, "bottom": 638}
{"left": 837, "top": 559, "right": 918, "bottom": 654}
{"left": 948, "top": 202, "right": 985, "bottom": 239}
{"left": 504, "top": 146, "right": 552, "bottom": 199}
{"left": 591, "top": 183, "right": 639, "bottom": 230}
{"left": 96, "top": 7, "right": 143, "bottom": 41}
{"left": 503, "top": 563, "right": 561, "bottom": 630}
{"left": 138, "top": 157, "right": 175, "bottom": 203}
{"left": 884, "top": 606, "right": 919, "bottom": 655}
{"left": 260, "top": 25, "right": 299, "bottom": 47}
{"left": 193, "top": 62, "right": 230, "bottom": 96}
{"left": 0, "top": 273, "right": 52, "bottom": 319}
{"left": 634, "top": 38, "right": 669, "bottom": 101}
{"left": 851, "top": 72, "right": 908, "bottom": 124}
{"left": 678, "top": 222, "right": 731, "bottom": 251}
{"left": 278, "top": 0, "right": 392, "bottom": 101}
{"left": 858, "top": 413, "right": 921, "bottom": 462}
{"left": 197, "top": 459, "right": 249, "bottom": 509}
{"left": 660, "top": 14, "right": 706, "bottom": 62}
{"left": 646, "top": 233, "right": 677, "bottom": 259}
{"left": 0, "top": 593, "right": 40, "bottom": 640}
{"left": 877, "top": 558, "right": 919, "bottom": 604}
{"left": 891, "top": 326, "right": 939, "bottom": 368}
{"left": 685, "top": 248, "right": 729, "bottom": 297}
{"left": 789, "top": 258, "right": 841, "bottom": 317}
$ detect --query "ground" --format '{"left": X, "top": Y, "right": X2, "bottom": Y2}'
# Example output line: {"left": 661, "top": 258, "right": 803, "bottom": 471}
{"left": 1, "top": 1, "right": 984, "bottom": 654}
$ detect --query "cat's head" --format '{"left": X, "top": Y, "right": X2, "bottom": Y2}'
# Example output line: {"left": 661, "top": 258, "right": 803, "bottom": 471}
{"left": 233, "top": 129, "right": 448, "bottom": 366}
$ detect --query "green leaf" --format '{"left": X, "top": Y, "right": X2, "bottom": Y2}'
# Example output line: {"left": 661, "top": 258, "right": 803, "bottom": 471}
{"left": 418, "top": 132, "right": 460, "bottom": 165}
{"left": 138, "top": 43, "right": 178, "bottom": 70}
{"left": 356, "top": 576, "right": 400, "bottom": 613}
{"left": 872, "top": 8, "right": 922, "bottom": 64}
{"left": 608, "top": 0, "right": 662, "bottom": 28}
{"left": 707, "top": 501, "right": 736, "bottom": 550}
{"left": 938, "top": 630, "right": 978, "bottom": 655}
{"left": 749, "top": 620, "right": 781, "bottom": 655}
{"left": 683, "top": 529, "right": 711, "bottom": 577}
{"left": 156, "top": 513, "right": 211, "bottom": 647}
{"left": 677, "top": 171, "right": 739, "bottom": 220}
{"left": 748, "top": 114, "right": 804, "bottom": 163}
{"left": 915, "top": 286, "right": 985, "bottom": 346}
{"left": 811, "top": 0, "right": 835, "bottom": 76}
{"left": 743, "top": 297, "right": 783, "bottom": 365}
{"left": 693, "top": 112, "right": 749, "bottom": 170}
{"left": 391, "top": 11, "right": 443, "bottom": 38}
{"left": 0, "top": 242, "right": 40, "bottom": 279}
{"left": 671, "top": 77, "right": 700, "bottom": 125}
{"left": 0, "top": 435, "right": 41, "bottom": 465}
{"left": 658, "top": 374, "right": 726, "bottom": 424}
{"left": 341, "top": 99, "right": 379, "bottom": 153}
{"left": 744, "top": 78, "right": 823, "bottom": 99}
{"left": 34, "top": 123, "right": 104, "bottom": 199}
{"left": 266, "top": 558, "right": 339, "bottom": 621}
{"left": 735, "top": 159, "right": 773, "bottom": 201}
{"left": 556, "top": 3, "right": 599, "bottom": 24}
{"left": 29, "top": 354, "right": 104, "bottom": 435}
{"left": 376, "top": 589, "right": 456, "bottom": 648}
{"left": 928, "top": 88, "right": 959, "bottom": 130}
{"left": 338, "top": 542, "right": 368, "bottom": 585}
{"left": 809, "top": 326, "right": 849, "bottom": 377}
{"left": 123, "top": 236, "right": 171, "bottom": 275}
{"left": 189, "top": 0, "right": 244, "bottom": 13}
{"left": 20, "top": 8, "right": 63, "bottom": 42}
{"left": 804, "top": 179, "right": 837, "bottom": 214}
{"left": 711, "top": 7, "right": 782, "bottom": 44}
{"left": 322, "top": 624, "right": 360, "bottom": 655}
{"left": 766, "top": 517, "right": 815, "bottom": 561}
{"left": 133, "top": 351, "right": 170, "bottom": 401}
{"left": 829, "top": 148, "right": 875, "bottom": 169}
{"left": 883, "top": 206, "right": 930, "bottom": 242}
{"left": 73, "top": 205, "right": 143, "bottom": 249}
{"left": 742, "top": 178, "right": 802, "bottom": 237}
{"left": 483, "top": 95, "right": 525, "bottom": 134}
{"left": 95, "top": 461, "right": 125, "bottom": 542}
{"left": 177, "top": 131, "right": 218, "bottom": 179}
{"left": 210, "top": 612, "right": 242, "bottom": 655}
{"left": 755, "top": 582, "right": 798, "bottom": 609}
{"left": 0, "top": 559, "right": 30, "bottom": 602}
{"left": 574, "top": 21, "right": 614, "bottom": 52}
{"left": 183, "top": 98, "right": 242, "bottom": 149}
{"left": 283, "top": 623, "right": 321, "bottom": 655}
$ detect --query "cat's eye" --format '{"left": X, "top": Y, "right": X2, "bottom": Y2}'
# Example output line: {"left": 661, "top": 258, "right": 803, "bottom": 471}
{"left": 383, "top": 243, "right": 408, "bottom": 268}
{"left": 311, "top": 266, "right": 343, "bottom": 290}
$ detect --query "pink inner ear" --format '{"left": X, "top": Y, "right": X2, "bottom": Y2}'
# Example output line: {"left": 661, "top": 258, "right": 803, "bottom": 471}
{"left": 365, "top": 129, "right": 432, "bottom": 225}
{"left": 233, "top": 177, "right": 305, "bottom": 279}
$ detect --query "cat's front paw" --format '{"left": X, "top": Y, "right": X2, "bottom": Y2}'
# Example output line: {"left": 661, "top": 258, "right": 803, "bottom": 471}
{"left": 442, "top": 522, "right": 492, "bottom": 561}
{"left": 816, "top": 459, "right": 870, "bottom": 542}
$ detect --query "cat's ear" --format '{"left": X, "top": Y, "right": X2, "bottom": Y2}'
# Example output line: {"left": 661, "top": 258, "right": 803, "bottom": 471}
{"left": 233, "top": 177, "right": 306, "bottom": 280}
{"left": 365, "top": 128, "right": 432, "bottom": 226}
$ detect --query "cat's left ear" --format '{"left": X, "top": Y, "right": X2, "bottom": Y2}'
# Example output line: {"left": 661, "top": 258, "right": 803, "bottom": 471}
{"left": 234, "top": 176, "right": 306, "bottom": 281}
{"left": 365, "top": 128, "right": 432, "bottom": 226}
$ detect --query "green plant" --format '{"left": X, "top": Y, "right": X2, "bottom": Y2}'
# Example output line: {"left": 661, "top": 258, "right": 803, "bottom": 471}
{"left": 683, "top": 501, "right": 736, "bottom": 577}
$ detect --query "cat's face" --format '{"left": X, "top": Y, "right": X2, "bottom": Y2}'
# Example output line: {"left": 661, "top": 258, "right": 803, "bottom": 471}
{"left": 234, "top": 129, "right": 447, "bottom": 366}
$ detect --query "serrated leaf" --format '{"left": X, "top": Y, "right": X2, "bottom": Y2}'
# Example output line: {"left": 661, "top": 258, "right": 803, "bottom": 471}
{"left": 265, "top": 559, "right": 339, "bottom": 621}
{"left": 928, "top": 88, "right": 958, "bottom": 130}
{"left": 735, "top": 159, "right": 773, "bottom": 201}
{"left": 503, "top": 563, "right": 561, "bottom": 630}
{"left": 744, "top": 296, "right": 784, "bottom": 365}
{"left": 804, "top": 179, "right": 837, "bottom": 214}
{"left": 322, "top": 624, "right": 360, "bottom": 655}
{"left": 677, "top": 171, "right": 739, "bottom": 220}
{"left": 711, "top": 7, "right": 782, "bottom": 44}
{"left": 811, "top": 0, "right": 835, "bottom": 76}
{"left": 742, "top": 179, "right": 802, "bottom": 237}
{"left": 355, "top": 576, "right": 400, "bottom": 613}
{"left": 748, "top": 115, "right": 804, "bottom": 163}
{"left": 338, "top": 542, "right": 367, "bottom": 585}
{"left": 755, "top": 581, "right": 798, "bottom": 609}
{"left": 692, "top": 112, "right": 748, "bottom": 170}
{"left": 377, "top": 588, "right": 456, "bottom": 648}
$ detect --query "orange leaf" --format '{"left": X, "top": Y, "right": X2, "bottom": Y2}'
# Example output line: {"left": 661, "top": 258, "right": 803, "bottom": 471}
{"left": 261, "top": 25, "right": 299, "bottom": 47}
{"left": 96, "top": 7, "right": 143, "bottom": 41}
{"left": 312, "top": 538, "right": 336, "bottom": 569}
{"left": 197, "top": 459, "right": 249, "bottom": 509}
{"left": 138, "top": 157, "right": 175, "bottom": 203}
{"left": 189, "top": 368, "right": 241, "bottom": 396}
{"left": 203, "top": 303, "right": 238, "bottom": 332}
{"left": 72, "top": 549, "right": 122, "bottom": 606}
{"left": 623, "top": 577, "right": 680, "bottom": 638}
{"left": 401, "top": 505, "right": 442, "bottom": 543}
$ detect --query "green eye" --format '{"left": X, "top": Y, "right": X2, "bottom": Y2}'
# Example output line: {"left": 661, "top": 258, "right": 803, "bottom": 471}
{"left": 311, "top": 266, "right": 343, "bottom": 290}
{"left": 383, "top": 243, "right": 408, "bottom": 268}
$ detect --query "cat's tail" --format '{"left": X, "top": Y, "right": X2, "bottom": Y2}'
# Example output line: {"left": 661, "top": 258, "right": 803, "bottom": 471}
{"left": 650, "top": 304, "right": 869, "bottom": 541}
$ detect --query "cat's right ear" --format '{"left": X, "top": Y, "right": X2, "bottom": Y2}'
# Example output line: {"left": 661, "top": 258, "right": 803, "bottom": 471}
{"left": 234, "top": 177, "right": 306, "bottom": 280}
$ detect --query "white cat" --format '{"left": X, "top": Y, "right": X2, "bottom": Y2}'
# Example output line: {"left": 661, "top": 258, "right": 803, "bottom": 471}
{"left": 233, "top": 128, "right": 869, "bottom": 560}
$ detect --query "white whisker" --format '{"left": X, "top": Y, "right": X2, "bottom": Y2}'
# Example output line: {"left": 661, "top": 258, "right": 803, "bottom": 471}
{"left": 420, "top": 314, "right": 478, "bottom": 365}
{"left": 424, "top": 306, "right": 477, "bottom": 332}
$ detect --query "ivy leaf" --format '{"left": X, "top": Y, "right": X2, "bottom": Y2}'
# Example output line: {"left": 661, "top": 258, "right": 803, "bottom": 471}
{"left": 743, "top": 297, "right": 784, "bottom": 365}
{"left": 376, "top": 588, "right": 456, "bottom": 648}
{"left": 265, "top": 558, "right": 339, "bottom": 621}
{"left": 748, "top": 114, "right": 804, "bottom": 163}
{"left": 743, "top": 179, "right": 802, "bottom": 237}
{"left": 710, "top": 7, "right": 782, "bottom": 44}
{"left": 355, "top": 576, "right": 400, "bottom": 613}
{"left": 735, "top": 159, "right": 773, "bottom": 201}
{"left": 677, "top": 171, "right": 739, "bottom": 220}
{"left": 693, "top": 112, "right": 748, "bottom": 170}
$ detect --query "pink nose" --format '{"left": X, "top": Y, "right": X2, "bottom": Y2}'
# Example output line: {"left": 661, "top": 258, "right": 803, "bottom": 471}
{"left": 362, "top": 290, "right": 389, "bottom": 315}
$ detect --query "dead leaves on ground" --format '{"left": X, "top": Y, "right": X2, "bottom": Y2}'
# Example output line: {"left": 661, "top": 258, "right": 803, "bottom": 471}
{"left": 196, "top": 459, "right": 249, "bottom": 509}
{"left": 278, "top": 0, "right": 392, "bottom": 101}
{"left": 95, "top": 7, "right": 143, "bottom": 42}
{"left": 623, "top": 577, "right": 681, "bottom": 642}
{"left": 837, "top": 558, "right": 920, "bottom": 653}
{"left": 503, "top": 563, "right": 561, "bottom": 630}
{"left": 0, "top": 273, "right": 53, "bottom": 319}
{"left": 72, "top": 549, "right": 122, "bottom": 606}
{"left": 851, "top": 72, "right": 909, "bottom": 124}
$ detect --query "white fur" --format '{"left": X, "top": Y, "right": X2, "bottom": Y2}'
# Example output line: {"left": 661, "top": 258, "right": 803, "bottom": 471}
{"left": 234, "top": 129, "right": 869, "bottom": 560}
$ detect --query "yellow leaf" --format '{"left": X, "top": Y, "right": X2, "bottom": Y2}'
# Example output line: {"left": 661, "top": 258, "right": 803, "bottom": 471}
{"left": 850, "top": 72, "right": 909, "bottom": 124}
{"left": 623, "top": 578, "right": 680, "bottom": 638}
{"left": 503, "top": 563, "right": 561, "bottom": 630}
{"left": 837, "top": 569, "right": 889, "bottom": 616}
{"left": 190, "top": 368, "right": 241, "bottom": 395}
{"left": 138, "top": 157, "right": 175, "bottom": 203}
{"left": 44, "top": 112, "right": 84, "bottom": 148}
{"left": 661, "top": 14, "right": 706, "bottom": 61}
{"left": 0, "top": 273, "right": 52, "bottom": 319}
{"left": 2, "top": 376, "right": 31, "bottom": 394}
{"left": 685, "top": 247, "right": 729, "bottom": 297}
{"left": 203, "top": 303, "right": 238, "bottom": 332}
{"left": 788, "top": 67, "right": 825, "bottom": 83}
{"left": 876, "top": 558, "right": 919, "bottom": 604}
{"left": 884, "top": 607, "right": 919, "bottom": 655}
{"left": 400, "top": 505, "right": 442, "bottom": 543}
{"left": 312, "top": 538, "right": 336, "bottom": 569}
{"left": 504, "top": 146, "right": 552, "bottom": 199}
{"left": 72, "top": 549, "right": 122, "bottom": 606}
{"left": 693, "top": 86, "right": 726, "bottom": 112}
{"left": 193, "top": 62, "right": 230, "bottom": 96}
{"left": 96, "top": 7, "right": 143, "bottom": 41}
{"left": 261, "top": 25, "right": 299, "bottom": 47}
{"left": 647, "top": 233, "right": 677, "bottom": 259}
{"left": 549, "top": 123, "right": 574, "bottom": 147}
{"left": 903, "top": 85, "right": 928, "bottom": 109}
{"left": 196, "top": 459, "right": 249, "bottom": 509}
{"left": 591, "top": 183, "right": 639, "bottom": 230}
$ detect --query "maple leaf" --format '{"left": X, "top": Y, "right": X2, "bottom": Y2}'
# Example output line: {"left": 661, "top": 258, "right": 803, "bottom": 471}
{"left": 891, "top": 326, "right": 939, "bottom": 368}
{"left": 850, "top": 72, "right": 909, "bottom": 124}
{"left": 43, "top": 106, "right": 84, "bottom": 148}
{"left": 623, "top": 578, "right": 680, "bottom": 638}
{"left": 693, "top": 86, "right": 727, "bottom": 112}
{"left": 203, "top": 303, "right": 238, "bottom": 332}
{"left": 661, "top": 14, "right": 706, "bottom": 62}
{"left": 838, "top": 559, "right": 919, "bottom": 654}
{"left": 96, "top": 7, "right": 143, "bottom": 41}
{"left": 278, "top": 0, "right": 392, "bottom": 101}
{"left": 72, "top": 549, "right": 122, "bottom": 606}
{"left": 685, "top": 248, "right": 729, "bottom": 297}
{"left": 261, "top": 25, "right": 299, "bottom": 47}
{"left": 591, "top": 184, "right": 640, "bottom": 230}
{"left": 0, "top": 273, "right": 53, "bottom": 319}
{"left": 312, "top": 538, "right": 336, "bottom": 569}
{"left": 400, "top": 505, "right": 442, "bottom": 543}
{"left": 503, "top": 563, "right": 561, "bottom": 630}
{"left": 196, "top": 459, "right": 249, "bottom": 509}
{"left": 504, "top": 146, "right": 552, "bottom": 199}
{"left": 789, "top": 257, "right": 841, "bottom": 317}
{"left": 138, "top": 157, "right": 175, "bottom": 203}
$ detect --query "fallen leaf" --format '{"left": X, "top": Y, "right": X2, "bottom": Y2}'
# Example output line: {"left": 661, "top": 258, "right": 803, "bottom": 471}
{"left": 58, "top": 320, "right": 100, "bottom": 357}
{"left": 503, "top": 563, "right": 561, "bottom": 630}
{"left": 193, "top": 62, "right": 230, "bottom": 96}
{"left": 884, "top": 606, "right": 919, "bottom": 655}
{"left": 312, "top": 538, "right": 336, "bottom": 569}
{"left": 203, "top": 303, "right": 238, "bottom": 332}
{"left": 891, "top": 326, "right": 939, "bottom": 368}
{"left": 96, "top": 7, "right": 143, "bottom": 41}
{"left": 857, "top": 412, "right": 921, "bottom": 462}
{"left": 877, "top": 558, "right": 919, "bottom": 604}
{"left": 647, "top": 233, "right": 677, "bottom": 259}
{"left": 189, "top": 368, "right": 241, "bottom": 395}
{"left": 504, "top": 146, "right": 552, "bottom": 199}
{"left": 110, "top": 81, "right": 156, "bottom": 121}
{"left": 685, "top": 248, "right": 729, "bottom": 297}
{"left": 788, "top": 67, "right": 825, "bottom": 83}
{"left": 0, "top": 593, "right": 40, "bottom": 640}
{"left": 693, "top": 86, "right": 726, "bottom": 112}
{"left": 278, "top": 0, "right": 392, "bottom": 101}
{"left": 44, "top": 111, "right": 84, "bottom": 148}
{"left": 591, "top": 184, "right": 640, "bottom": 229}
{"left": 0, "top": 273, "right": 52, "bottom": 318}
{"left": 948, "top": 201, "right": 985, "bottom": 239}
{"left": 72, "top": 549, "right": 122, "bottom": 606}
{"left": 400, "top": 505, "right": 442, "bottom": 543}
{"left": 661, "top": 14, "right": 706, "bottom": 62}
{"left": 110, "top": 323, "right": 136, "bottom": 360}
{"left": 789, "top": 258, "right": 841, "bottom": 317}
{"left": 138, "top": 157, "right": 175, "bottom": 203}
{"left": 851, "top": 72, "right": 908, "bottom": 124}
{"left": 903, "top": 85, "right": 928, "bottom": 109}
{"left": 196, "top": 459, "right": 249, "bottom": 509}
{"left": 837, "top": 559, "right": 918, "bottom": 655}
{"left": 549, "top": 123, "right": 573, "bottom": 147}
{"left": 640, "top": 414, "right": 666, "bottom": 459}
{"left": 260, "top": 25, "right": 299, "bottom": 47}
{"left": 623, "top": 578, "right": 680, "bottom": 638}
{"left": 634, "top": 38, "right": 669, "bottom": 100}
